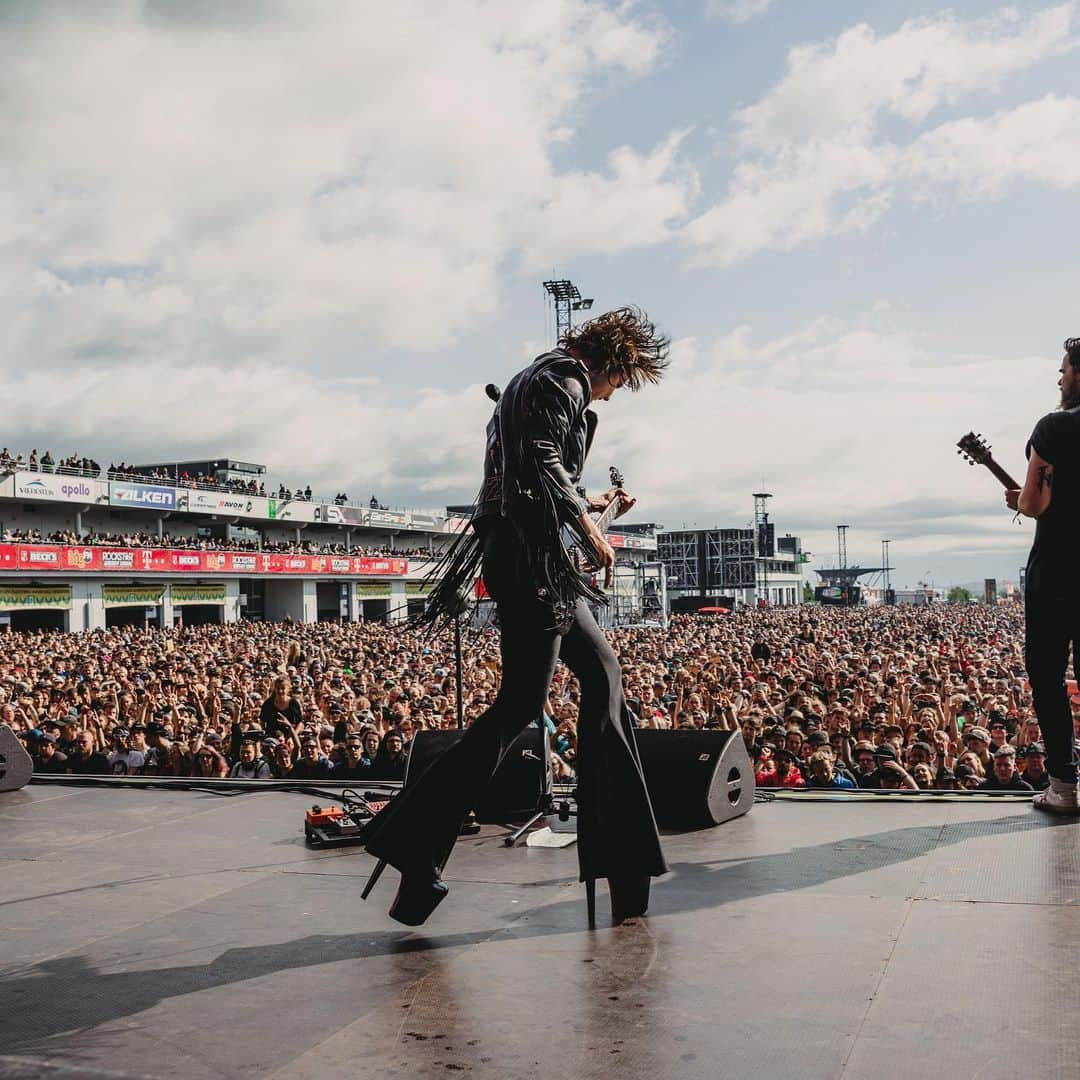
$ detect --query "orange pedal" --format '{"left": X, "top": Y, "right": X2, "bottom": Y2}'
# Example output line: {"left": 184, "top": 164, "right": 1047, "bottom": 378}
{"left": 306, "top": 805, "right": 347, "bottom": 827}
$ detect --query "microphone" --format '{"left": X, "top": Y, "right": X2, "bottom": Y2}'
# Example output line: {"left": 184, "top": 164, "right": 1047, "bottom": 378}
{"left": 485, "top": 383, "right": 501, "bottom": 402}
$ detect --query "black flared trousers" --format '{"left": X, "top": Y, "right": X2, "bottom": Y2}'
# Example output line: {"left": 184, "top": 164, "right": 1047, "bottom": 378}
{"left": 364, "top": 521, "right": 667, "bottom": 883}
{"left": 1025, "top": 575, "right": 1079, "bottom": 784}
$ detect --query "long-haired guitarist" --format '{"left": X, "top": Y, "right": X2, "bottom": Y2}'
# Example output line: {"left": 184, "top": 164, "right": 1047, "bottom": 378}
{"left": 361, "top": 307, "right": 670, "bottom": 926}
{"left": 1006, "top": 336, "right": 1080, "bottom": 814}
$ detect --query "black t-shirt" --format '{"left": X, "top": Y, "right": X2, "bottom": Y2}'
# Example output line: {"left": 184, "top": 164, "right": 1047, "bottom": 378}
{"left": 260, "top": 696, "right": 302, "bottom": 737}
{"left": 1026, "top": 406, "right": 1080, "bottom": 577}
{"left": 978, "top": 773, "right": 1033, "bottom": 792}
{"left": 66, "top": 751, "right": 111, "bottom": 775}
{"left": 289, "top": 756, "right": 335, "bottom": 780}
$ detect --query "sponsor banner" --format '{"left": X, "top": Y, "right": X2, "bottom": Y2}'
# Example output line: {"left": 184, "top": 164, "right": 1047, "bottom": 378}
{"left": 405, "top": 581, "right": 433, "bottom": 597}
{"left": 11, "top": 472, "right": 106, "bottom": 504}
{"left": 313, "top": 504, "right": 368, "bottom": 526}
{"left": 407, "top": 512, "right": 442, "bottom": 529}
{"left": 273, "top": 500, "right": 318, "bottom": 523}
{"left": 0, "top": 585, "right": 71, "bottom": 610}
{"left": 175, "top": 490, "right": 270, "bottom": 519}
{"left": 353, "top": 557, "right": 407, "bottom": 575}
{"left": 356, "top": 582, "right": 393, "bottom": 599}
{"left": 0, "top": 544, "right": 408, "bottom": 577}
{"left": 367, "top": 509, "right": 409, "bottom": 528}
{"left": 17, "top": 545, "right": 61, "bottom": 567}
{"left": 0, "top": 476, "right": 12, "bottom": 497}
{"left": 606, "top": 533, "right": 657, "bottom": 551}
{"left": 109, "top": 482, "right": 177, "bottom": 510}
{"left": 171, "top": 584, "right": 227, "bottom": 606}
{"left": 102, "top": 585, "right": 165, "bottom": 608}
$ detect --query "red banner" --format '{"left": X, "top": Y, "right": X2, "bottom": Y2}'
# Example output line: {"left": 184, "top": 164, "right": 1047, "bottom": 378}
{"left": 0, "top": 544, "right": 407, "bottom": 577}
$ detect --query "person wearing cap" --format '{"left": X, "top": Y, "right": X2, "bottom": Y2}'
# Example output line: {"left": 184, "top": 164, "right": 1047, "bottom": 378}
{"left": 289, "top": 736, "right": 334, "bottom": 780}
{"left": 58, "top": 714, "right": 80, "bottom": 756}
{"left": 852, "top": 741, "right": 879, "bottom": 789}
{"left": 757, "top": 747, "right": 804, "bottom": 789}
{"left": 963, "top": 727, "right": 993, "bottom": 773}
{"left": 979, "top": 745, "right": 1033, "bottom": 792}
{"left": 32, "top": 732, "right": 68, "bottom": 774}
{"left": 1019, "top": 743, "right": 1050, "bottom": 790}
{"left": 107, "top": 728, "right": 145, "bottom": 776}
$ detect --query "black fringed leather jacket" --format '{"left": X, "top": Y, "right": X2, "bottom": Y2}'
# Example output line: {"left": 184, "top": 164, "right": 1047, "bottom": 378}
{"left": 419, "top": 350, "right": 605, "bottom": 632}
{"left": 476, "top": 349, "right": 597, "bottom": 525}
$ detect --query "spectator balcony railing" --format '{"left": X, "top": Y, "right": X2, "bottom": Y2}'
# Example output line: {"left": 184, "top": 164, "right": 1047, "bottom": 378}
{"left": 0, "top": 459, "right": 451, "bottom": 526}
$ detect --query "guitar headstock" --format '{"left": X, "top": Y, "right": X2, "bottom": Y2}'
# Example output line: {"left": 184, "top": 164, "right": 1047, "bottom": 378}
{"left": 957, "top": 432, "right": 992, "bottom": 467}
{"left": 609, "top": 465, "right": 625, "bottom": 489}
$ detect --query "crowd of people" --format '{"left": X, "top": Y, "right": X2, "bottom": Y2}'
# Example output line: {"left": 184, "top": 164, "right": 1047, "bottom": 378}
{"left": 1, "top": 602, "right": 1066, "bottom": 794}
{"left": 0, "top": 527, "right": 436, "bottom": 561}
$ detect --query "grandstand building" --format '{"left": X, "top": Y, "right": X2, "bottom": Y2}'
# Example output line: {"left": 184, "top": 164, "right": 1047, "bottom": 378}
{"left": 0, "top": 456, "right": 657, "bottom": 631}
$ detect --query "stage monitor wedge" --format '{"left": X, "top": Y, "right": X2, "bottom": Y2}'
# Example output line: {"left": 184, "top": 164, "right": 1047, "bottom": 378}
{"left": 0, "top": 724, "right": 33, "bottom": 793}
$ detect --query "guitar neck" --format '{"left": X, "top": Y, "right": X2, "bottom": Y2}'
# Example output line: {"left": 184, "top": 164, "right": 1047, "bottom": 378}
{"left": 593, "top": 499, "right": 621, "bottom": 536}
{"left": 983, "top": 455, "right": 1021, "bottom": 491}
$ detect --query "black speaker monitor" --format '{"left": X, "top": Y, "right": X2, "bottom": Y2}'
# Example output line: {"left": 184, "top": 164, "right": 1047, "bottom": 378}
{"left": 634, "top": 728, "right": 754, "bottom": 830}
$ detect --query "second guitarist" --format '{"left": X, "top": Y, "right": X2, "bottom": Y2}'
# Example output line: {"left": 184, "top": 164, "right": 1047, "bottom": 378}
{"left": 1007, "top": 337, "right": 1080, "bottom": 814}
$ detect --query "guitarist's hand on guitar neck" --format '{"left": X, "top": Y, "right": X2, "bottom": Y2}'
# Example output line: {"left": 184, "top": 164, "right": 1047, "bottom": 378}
{"left": 577, "top": 513, "right": 616, "bottom": 588}
{"left": 586, "top": 487, "right": 635, "bottom": 518}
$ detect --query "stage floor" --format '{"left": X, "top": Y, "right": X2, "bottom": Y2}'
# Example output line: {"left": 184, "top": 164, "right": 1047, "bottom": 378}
{"left": 1, "top": 785, "right": 1078, "bottom": 1080}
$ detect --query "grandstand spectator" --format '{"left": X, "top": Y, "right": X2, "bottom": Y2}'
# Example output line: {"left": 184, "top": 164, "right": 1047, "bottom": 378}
{"left": 41, "top": 450, "right": 54, "bottom": 472}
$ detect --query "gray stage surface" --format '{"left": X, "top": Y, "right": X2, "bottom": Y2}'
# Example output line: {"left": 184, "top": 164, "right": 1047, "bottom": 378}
{"left": 1, "top": 784, "right": 1078, "bottom": 1080}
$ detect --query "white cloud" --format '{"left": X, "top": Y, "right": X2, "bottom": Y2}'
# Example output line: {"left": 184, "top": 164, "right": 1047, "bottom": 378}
{"left": 907, "top": 93, "right": 1080, "bottom": 198}
{"left": 707, "top": 0, "right": 776, "bottom": 25}
{"left": 0, "top": 1, "right": 693, "bottom": 367}
{"left": 684, "top": 3, "right": 1080, "bottom": 266}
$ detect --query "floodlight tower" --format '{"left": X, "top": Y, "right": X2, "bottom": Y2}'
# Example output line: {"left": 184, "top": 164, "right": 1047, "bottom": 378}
{"left": 543, "top": 279, "right": 593, "bottom": 345}
{"left": 836, "top": 524, "right": 849, "bottom": 571}
{"left": 753, "top": 492, "right": 772, "bottom": 606}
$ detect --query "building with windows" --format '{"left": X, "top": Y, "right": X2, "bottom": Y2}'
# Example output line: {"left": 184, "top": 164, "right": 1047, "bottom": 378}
{"left": 0, "top": 454, "right": 656, "bottom": 631}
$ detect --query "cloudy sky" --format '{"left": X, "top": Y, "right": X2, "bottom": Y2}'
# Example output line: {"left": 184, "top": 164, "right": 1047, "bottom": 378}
{"left": 3, "top": 0, "right": 1079, "bottom": 589}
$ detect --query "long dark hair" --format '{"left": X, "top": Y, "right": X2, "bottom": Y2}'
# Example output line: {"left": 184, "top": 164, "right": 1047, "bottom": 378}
{"left": 1065, "top": 337, "right": 1080, "bottom": 371}
{"left": 561, "top": 306, "right": 670, "bottom": 391}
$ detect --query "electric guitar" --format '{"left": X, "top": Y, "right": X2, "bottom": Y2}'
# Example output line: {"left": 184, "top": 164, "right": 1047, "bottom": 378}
{"left": 956, "top": 432, "right": 1021, "bottom": 490}
{"left": 571, "top": 465, "right": 627, "bottom": 585}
